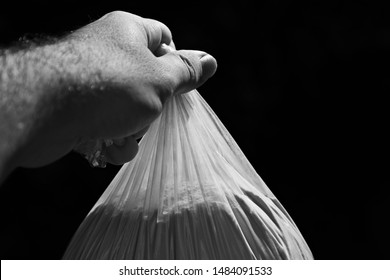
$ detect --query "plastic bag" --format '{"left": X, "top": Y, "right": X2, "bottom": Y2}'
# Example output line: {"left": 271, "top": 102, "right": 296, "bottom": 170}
{"left": 63, "top": 90, "right": 313, "bottom": 259}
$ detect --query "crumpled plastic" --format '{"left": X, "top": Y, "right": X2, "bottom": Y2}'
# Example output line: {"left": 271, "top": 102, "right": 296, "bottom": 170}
{"left": 63, "top": 89, "right": 313, "bottom": 260}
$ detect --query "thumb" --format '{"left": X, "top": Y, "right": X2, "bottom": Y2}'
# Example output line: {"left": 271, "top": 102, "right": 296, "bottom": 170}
{"left": 158, "top": 45, "right": 217, "bottom": 95}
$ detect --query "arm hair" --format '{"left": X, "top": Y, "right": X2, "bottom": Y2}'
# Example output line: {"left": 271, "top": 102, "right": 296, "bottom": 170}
{"left": 0, "top": 37, "right": 105, "bottom": 180}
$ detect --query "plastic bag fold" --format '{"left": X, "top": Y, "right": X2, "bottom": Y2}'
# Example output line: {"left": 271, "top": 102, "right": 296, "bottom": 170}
{"left": 64, "top": 90, "right": 313, "bottom": 259}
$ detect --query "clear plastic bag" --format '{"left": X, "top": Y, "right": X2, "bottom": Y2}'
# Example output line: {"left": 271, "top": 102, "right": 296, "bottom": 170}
{"left": 63, "top": 90, "right": 313, "bottom": 259}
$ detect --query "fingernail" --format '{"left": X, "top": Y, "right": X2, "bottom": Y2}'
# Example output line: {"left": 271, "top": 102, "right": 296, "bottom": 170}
{"left": 200, "top": 53, "right": 217, "bottom": 79}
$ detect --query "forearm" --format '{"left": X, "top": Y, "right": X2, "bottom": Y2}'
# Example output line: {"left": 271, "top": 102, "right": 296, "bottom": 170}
{"left": 0, "top": 12, "right": 217, "bottom": 182}
{"left": 0, "top": 38, "right": 104, "bottom": 179}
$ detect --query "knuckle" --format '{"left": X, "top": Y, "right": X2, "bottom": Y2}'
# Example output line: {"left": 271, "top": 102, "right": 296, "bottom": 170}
{"left": 105, "top": 11, "right": 127, "bottom": 19}
{"left": 145, "top": 18, "right": 162, "bottom": 28}
{"left": 177, "top": 53, "right": 199, "bottom": 85}
{"left": 102, "top": 11, "right": 125, "bottom": 21}
{"left": 101, "top": 11, "right": 139, "bottom": 27}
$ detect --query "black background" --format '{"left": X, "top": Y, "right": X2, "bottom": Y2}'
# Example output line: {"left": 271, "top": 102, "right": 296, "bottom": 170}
{"left": 0, "top": 0, "right": 389, "bottom": 259}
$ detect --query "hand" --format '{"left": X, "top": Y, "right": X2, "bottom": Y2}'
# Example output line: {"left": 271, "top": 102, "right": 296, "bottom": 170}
{"left": 4, "top": 11, "right": 217, "bottom": 171}
{"left": 70, "top": 11, "right": 217, "bottom": 165}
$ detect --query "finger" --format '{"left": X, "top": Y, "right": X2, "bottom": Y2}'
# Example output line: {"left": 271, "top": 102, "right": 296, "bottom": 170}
{"left": 105, "top": 136, "right": 139, "bottom": 165}
{"left": 143, "top": 18, "right": 173, "bottom": 53}
{"left": 94, "top": 12, "right": 172, "bottom": 53}
{"left": 169, "top": 40, "right": 176, "bottom": 49}
{"left": 159, "top": 47, "right": 217, "bottom": 95}
{"left": 132, "top": 125, "right": 150, "bottom": 140}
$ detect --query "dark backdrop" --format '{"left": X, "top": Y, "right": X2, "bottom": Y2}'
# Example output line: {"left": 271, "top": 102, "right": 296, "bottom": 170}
{"left": 1, "top": 0, "right": 389, "bottom": 259}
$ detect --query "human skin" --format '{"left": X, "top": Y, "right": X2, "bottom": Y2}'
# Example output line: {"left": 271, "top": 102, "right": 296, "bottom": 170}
{"left": 0, "top": 11, "right": 217, "bottom": 182}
